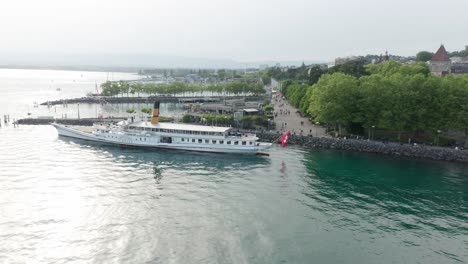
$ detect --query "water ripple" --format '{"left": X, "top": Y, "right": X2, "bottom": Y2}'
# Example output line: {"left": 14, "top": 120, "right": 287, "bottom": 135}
{"left": 0, "top": 126, "right": 467, "bottom": 263}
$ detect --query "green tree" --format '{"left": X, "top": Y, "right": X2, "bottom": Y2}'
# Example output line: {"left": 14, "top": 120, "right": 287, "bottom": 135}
{"left": 141, "top": 107, "right": 152, "bottom": 114}
{"left": 100, "top": 81, "right": 265, "bottom": 97}
{"left": 377, "top": 74, "right": 412, "bottom": 141}
{"left": 182, "top": 115, "right": 192, "bottom": 123}
{"left": 100, "top": 81, "right": 113, "bottom": 96}
{"left": 366, "top": 61, "right": 429, "bottom": 76}
{"left": 415, "top": 51, "right": 434, "bottom": 62}
{"left": 308, "top": 65, "right": 325, "bottom": 85}
{"left": 284, "top": 83, "right": 308, "bottom": 108}
{"left": 308, "top": 73, "right": 360, "bottom": 136}
{"left": 263, "top": 104, "right": 274, "bottom": 113}
{"left": 217, "top": 69, "right": 226, "bottom": 80}
{"left": 358, "top": 74, "right": 388, "bottom": 138}
{"left": 439, "top": 75, "right": 468, "bottom": 147}
{"left": 328, "top": 59, "right": 368, "bottom": 78}
{"left": 448, "top": 46, "right": 468, "bottom": 58}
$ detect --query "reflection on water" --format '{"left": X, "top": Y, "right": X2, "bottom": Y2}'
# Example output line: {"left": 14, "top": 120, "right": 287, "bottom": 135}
{"left": 1, "top": 126, "right": 277, "bottom": 264}
{"left": 59, "top": 136, "right": 271, "bottom": 177}
{"left": 0, "top": 125, "right": 467, "bottom": 263}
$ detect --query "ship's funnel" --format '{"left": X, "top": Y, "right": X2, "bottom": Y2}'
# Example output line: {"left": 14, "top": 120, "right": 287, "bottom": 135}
{"left": 151, "top": 101, "right": 160, "bottom": 124}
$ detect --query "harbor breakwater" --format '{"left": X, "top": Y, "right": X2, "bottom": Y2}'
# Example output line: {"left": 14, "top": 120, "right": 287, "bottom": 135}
{"left": 17, "top": 118, "right": 126, "bottom": 126}
{"left": 257, "top": 132, "right": 468, "bottom": 163}
{"left": 41, "top": 95, "right": 266, "bottom": 106}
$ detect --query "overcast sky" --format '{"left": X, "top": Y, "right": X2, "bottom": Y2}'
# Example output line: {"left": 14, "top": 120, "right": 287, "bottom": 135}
{"left": 1, "top": 0, "right": 467, "bottom": 64}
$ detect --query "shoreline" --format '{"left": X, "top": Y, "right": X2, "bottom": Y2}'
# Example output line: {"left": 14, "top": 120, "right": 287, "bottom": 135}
{"left": 40, "top": 95, "right": 266, "bottom": 106}
{"left": 13, "top": 118, "right": 468, "bottom": 163}
{"left": 257, "top": 132, "right": 468, "bottom": 163}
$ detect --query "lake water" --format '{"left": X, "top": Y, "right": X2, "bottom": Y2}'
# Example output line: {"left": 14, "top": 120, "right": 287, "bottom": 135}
{"left": 0, "top": 69, "right": 467, "bottom": 263}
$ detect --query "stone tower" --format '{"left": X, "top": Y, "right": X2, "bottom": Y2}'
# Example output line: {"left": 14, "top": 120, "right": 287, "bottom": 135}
{"left": 429, "top": 45, "right": 451, "bottom": 76}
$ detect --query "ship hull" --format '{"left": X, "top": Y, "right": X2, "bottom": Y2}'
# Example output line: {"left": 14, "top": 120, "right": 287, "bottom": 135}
{"left": 53, "top": 124, "right": 272, "bottom": 155}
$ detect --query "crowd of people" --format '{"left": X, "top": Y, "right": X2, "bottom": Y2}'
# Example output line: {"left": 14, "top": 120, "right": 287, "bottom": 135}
{"left": 271, "top": 93, "right": 315, "bottom": 136}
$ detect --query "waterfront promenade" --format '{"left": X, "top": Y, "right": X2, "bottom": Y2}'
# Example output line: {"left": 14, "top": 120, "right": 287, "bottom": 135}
{"left": 271, "top": 95, "right": 326, "bottom": 137}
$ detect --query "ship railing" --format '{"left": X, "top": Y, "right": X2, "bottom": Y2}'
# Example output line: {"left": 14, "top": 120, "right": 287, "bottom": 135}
{"left": 224, "top": 135, "right": 257, "bottom": 140}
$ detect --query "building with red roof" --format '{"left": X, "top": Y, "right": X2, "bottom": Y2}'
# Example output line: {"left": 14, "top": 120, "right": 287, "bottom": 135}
{"left": 429, "top": 45, "right": 452, "bottom": 76}
{"left": 431, "top": 45, "right": 450, "bottom": 62}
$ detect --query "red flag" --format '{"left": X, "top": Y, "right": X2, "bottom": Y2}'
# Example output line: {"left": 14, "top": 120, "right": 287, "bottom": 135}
{"left": 279, "top": 131, "right": 291, "bottom": 148}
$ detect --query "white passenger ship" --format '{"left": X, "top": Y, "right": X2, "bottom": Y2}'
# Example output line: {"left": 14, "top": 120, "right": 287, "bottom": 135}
{"left": 53, "top": 101, "right": 272, "bottom": 155}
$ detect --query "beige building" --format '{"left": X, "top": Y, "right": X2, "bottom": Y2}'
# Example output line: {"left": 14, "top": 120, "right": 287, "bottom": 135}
{"left": 334, "top": 56, "right": 362, "bottom": 66}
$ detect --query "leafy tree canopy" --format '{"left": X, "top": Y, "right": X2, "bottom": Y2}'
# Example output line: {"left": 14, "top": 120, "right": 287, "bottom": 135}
{"left": 366, "top": 61, "right": 429, "bottom": 76}
{"left": 328, "top": 59, "right": 368, "bottom": 78}
{"left": 415, "top": 51, "right": 434, "bottom": 62}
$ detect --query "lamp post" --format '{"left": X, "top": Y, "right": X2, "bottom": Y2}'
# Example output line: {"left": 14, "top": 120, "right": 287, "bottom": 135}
{"left": 437, "top": 130, "right": 441, "bottom": 146}
{"left": 371, "top": 125, "right": 375, "bottom": 140}
{"left": 315, "top": 122, "right": 320, "bottom": 137}
{"left": 77, "top": 103, "right": 80, "bottom": 119}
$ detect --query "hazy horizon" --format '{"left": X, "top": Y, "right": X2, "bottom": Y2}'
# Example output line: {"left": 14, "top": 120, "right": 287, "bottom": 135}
{"left": 0, "top": 52, "right": 326, "bottom": 69}
{"left": 1, "top": 0, "right": 467, "bottom": 68}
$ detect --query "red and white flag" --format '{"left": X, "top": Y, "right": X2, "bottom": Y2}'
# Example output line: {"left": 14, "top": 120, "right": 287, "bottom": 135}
{"left": 279, "top": 131, "right": 291, "bottom": 148}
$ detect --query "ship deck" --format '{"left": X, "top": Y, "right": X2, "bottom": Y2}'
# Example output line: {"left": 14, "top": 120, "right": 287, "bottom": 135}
{"left": 72, "top": 126, "right": 95, "bottom": 134}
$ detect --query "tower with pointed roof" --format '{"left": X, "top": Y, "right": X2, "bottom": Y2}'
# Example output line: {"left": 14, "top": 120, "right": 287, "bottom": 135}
{"left": 429, "top": 45, "right": 451, "bottom": 76}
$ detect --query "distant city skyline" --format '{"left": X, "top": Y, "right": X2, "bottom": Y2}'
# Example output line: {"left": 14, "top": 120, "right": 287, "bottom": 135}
{"left": 1, "top": 0, "right": 467, "bottom": 67}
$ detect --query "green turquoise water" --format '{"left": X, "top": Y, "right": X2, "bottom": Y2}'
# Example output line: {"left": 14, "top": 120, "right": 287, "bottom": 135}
{"left": 0, "top": 69, "right": 467, "bottom": 263}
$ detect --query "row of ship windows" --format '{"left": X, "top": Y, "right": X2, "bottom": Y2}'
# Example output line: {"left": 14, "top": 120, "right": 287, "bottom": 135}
{"left": 181, "top": 138, "right": 253, "bottom": 145}
{"left": 128, "top": 126, "right": 224, "bottom": 136}
{"left": 104, "top": 135, "right": 253, "bottom": 145}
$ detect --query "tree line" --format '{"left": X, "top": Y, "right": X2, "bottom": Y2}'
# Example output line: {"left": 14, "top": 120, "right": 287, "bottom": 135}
{"left": 139, "top": 68, "right": 245, "bottom": 79}
{"left": 283, "top": 61, "right": 468, "bottom": 147}
{"left": 264, "top": 59, "right": 369, "bottom": 86}
{"left": 416, "top": 46, "right": 468, "bottom": 62}
{"left": 182, "top": 114, "right": 270, "bottom": 129}
{"left": 100, "top": 81, "right": 266, "bottom": 97}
